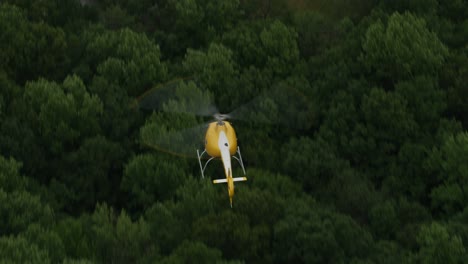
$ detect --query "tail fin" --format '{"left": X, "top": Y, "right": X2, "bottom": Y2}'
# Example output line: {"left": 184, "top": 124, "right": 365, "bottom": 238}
{"left": 213, "top": 177, "right": 247, "bottom": 184}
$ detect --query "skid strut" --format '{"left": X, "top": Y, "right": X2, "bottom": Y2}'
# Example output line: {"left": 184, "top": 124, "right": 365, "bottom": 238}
{"left": 197, "top": 146, "right": 246, "bottom": 178}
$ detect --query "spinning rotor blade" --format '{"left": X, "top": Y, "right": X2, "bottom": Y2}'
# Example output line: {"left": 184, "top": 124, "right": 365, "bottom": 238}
{"left": 226, "top": 82, "right": 315, "bottom": 130}
{"left": 136, "top": 79, "right": 219, "bottom": 118}
{"left": 140, "top": 114, "right": 208, "bottom": 158}
{"left": 136, "top": 78, "right": 315, "bottom": 158}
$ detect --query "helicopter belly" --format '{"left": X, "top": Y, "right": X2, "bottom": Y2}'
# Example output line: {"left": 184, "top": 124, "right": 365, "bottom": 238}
{"left": 205, "top": 122, "right": 237, "bottom": 157}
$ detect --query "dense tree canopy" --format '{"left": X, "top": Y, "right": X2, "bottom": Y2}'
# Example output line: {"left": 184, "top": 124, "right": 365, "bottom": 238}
{"left": 0, "top": 0, "right": 467, "bottom": 262}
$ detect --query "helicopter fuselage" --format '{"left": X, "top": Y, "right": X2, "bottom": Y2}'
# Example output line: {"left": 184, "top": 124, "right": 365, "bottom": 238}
{"left": 204, "top": 121, "right": 246, "bottom": 207}
{"left": 205, "top": 121, "right": 237, "bottom": 158}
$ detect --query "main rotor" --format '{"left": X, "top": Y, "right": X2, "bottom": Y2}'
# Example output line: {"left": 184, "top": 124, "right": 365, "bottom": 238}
{"left": 213, "top": 113, "right": 230, "bottom": 123}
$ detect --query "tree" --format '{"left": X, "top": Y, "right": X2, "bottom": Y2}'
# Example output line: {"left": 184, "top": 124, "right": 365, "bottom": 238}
{"left": 379, "top": 0, "right": 438, "bottom": 16}
{"left": 138, "top": 80, "right": 213, "bottom": 159}
{"left": 100, "top": 5, "right": 135, "bottom": 30}
{"left": 153, "top": 0, "right": 240, "bottom": 56}
{"left": 370, "top": 240, "right": 409, "bottom": 264}
{"left": 122, "top": 153, "right": 186, "bottom": 209}
{"left": 0, "top": 235, "right": 50, "bottom": 263}
{"left": 0, "top": 156, "right": 54, "bottom": 237}
{"left": 22, "top": 224, "right": 66, "bottom": 263}
{"left": 0, "top": 70, "right": 21, "bottom": 112}
{"left": 415, "top": 222, "right": 466, "bottom": 264}
{"left": 0, "top": 190, "right": 54, "bottom": 236}
{"left": 222, "top": 21, "right": 269, "bottom": 68}
{"left": 2, "top": 75, "right": 112, "bottom": 212}
{"left": 369, "top": 200, "right": 399, "bottom": 240}
{"left": 259, "top": 20, "right": 300, "bottom": 77}
{"left": 292, "top": 11, "right": 332, "bottom": 58}
{"left": 282, "top": 136, "right": 349, "bottom": 193}
{"left": 63, "top": 135, "right": 125, "bottom": 210}
{"left": 273, "top": 197, "right": 373, "bottom": 263}
{"left": 393, "top": 198, "right": 431, "bottom": 249}
{"left": 21, "top": 75, "right": 102, "bottom": 157}
{"left": 192, "top": 211, "right": 252, "bottom": 260}
{"left": 86, "top": 28, "right": 167, "bottom": 97}
{"left": 444, "top": 49, "right": 468, "bottom": 127}
{"left": 362, "top": 12, "right": 448, "bottom": 82}
{"left": 0, "top": 3, "right": 68, "bottom": 83}
{"left": 427, "top": 132, "right": 468, "bottom": 215}
{"left": 145, "top": 202, "right": 187, "bottom": 255}
{"left": 161, "top": 240, "right": 223, "bottom": 264}
{"left": 91, "top": 203, "right": 156, "bottom": 263}
{"left": 239, "top": 0, "right": 289, "bottom": 19}
{"left": 54, "top": 216, "right": 94, "bottom": 261}
{"left": 83, "top": 27, "right": 166, "bottom": 143}
{"left": 395, "top": 76, "right": 446, "bottom": 131}
{"left": 4, "top": 0, "right": 89, "bottom": 28}
{"left": 0, "top": 155, "right": 28, "bottom": 193}
{"left": 183, "top": 43, "right": 238, "bottom": 110}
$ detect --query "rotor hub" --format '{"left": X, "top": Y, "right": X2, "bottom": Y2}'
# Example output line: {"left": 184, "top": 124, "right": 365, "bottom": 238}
{"left": 214, "top": 113, "right": 229, "bottom": 123}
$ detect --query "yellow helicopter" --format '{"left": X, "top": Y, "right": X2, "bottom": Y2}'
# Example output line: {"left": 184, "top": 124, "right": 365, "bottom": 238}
{"left": 136, "top": 80, "right": 313, "bottom": 207}
{"left": 197, "top": 113, "right": 247, "bottom": 208}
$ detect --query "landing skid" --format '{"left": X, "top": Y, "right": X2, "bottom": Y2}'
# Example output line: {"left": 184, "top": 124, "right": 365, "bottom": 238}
{"left": 197, "top": 146, "right": 246, "bottom": 178}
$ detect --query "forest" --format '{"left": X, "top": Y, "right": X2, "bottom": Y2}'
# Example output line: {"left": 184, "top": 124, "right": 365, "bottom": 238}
{"left": 0, "top": 0, "right": 467, "bottom": 263}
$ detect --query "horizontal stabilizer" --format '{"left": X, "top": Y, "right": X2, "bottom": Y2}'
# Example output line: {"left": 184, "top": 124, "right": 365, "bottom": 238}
{"left": 233, "top": 177, "right": 247, "bottom": 182}
{"left": 212, "top": 177, "right": 247, "bottom": 184}
{"left": 213, "top": 179, "right": 228, "bottom": 184}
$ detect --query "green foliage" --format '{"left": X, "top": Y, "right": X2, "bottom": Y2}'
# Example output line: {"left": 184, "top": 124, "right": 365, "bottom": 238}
{"left": 369, "top": 200, "right": 398, "bottom": 240}
{"left": 161, "top": 240, "right": 223, "bottom": 264}
{"left": 415, "top": 222, "right": 466, "bottom": 263}
{"left": 427, "top": 132, "right": 468, "bottom": 215}
{"left": 444, "top": 49, "right": 468, "bottom": 127}
{"left": 360, "top": 87, "right": 418, "bottom": 152}
{"left": 138, "top": 81, "right": 212, "bottom": 157}
{"left": 0, "top": 156, "right": 27, "bottom": 192}
{"left": 0, "top": 190, "right": 54, "bottom": 236}
{"left": 87, "top": 28, "right": 167, "bottom": 96}
{"left": 122, "top": 153, "right": 186, "bottom": 207}
{"left": 260, "top": 20, "right": 300, "bottom": 76}
{"left": 282, "top": 136, "right": 348, "bottom": 192}
{"left": 379, "top": 0, "right": 439, "bottom": 15}
{"left": 292, "top": 11, "right": 331, "bottom": 58}
{"left": 192, "top": 211, "right": 252, "bottom": 259}
{"left": 0, "top": 3, "right": 68, "bottom": 82}
{"left": 22, "top": 224, "right": 66, "bottom": 263}
{"left": 0, "top": 235, "right": 50, "bottom": 263}
{"left": 395, "top": 76, "right": 446, "bottom": 131}
{"left": 0, "top": 156, "right": 54, "bottom": 237}
{"left": 370, "top": 240, "right": 409, "bottom": 264}
{"left": 55, "top": 217, "right": 94, "bottom": 260}
{"left": 246, "top": 168, "right": 302, "bottom": 199}
{"left": 154, "top": 0, "right": 240, "bottom": 56}
{"left": 91, "top": 203, "right": 156, "bottom": 263}
{"left": 4, "top": 0, "right": 88, "bottom": 27}
{"left": 183, "top": 43, "right": 238, "bottom": 109}
{"left": 362, "top": 12, "right": 449, "bottom": 81}
{"left": 145, "top": 202, "right": 187, "bottom": 255}
{"left": 0, "top": 1, "right": 467, "bottom": 262}
{"left": 23, "top": 76, "right": 102, "bottom": 154}
{"left": 273, "top": 197, "right": 373, "bottom": 263}
{"left": 100, "top": 5, "right": 135, "bottom": 30}
{"left": 64, "top": 135, "right": 125, "bottom": 209}
{"left": 12, "top": 75, "right": 106, "bottom": 210}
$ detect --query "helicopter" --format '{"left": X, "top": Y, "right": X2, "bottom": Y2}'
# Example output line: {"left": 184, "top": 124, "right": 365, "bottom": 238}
{"left": 198, "top": 113, "right": 247, "bottom": 208}
{"left": 136, "top": 79, "right": 313, "bottom": 207}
